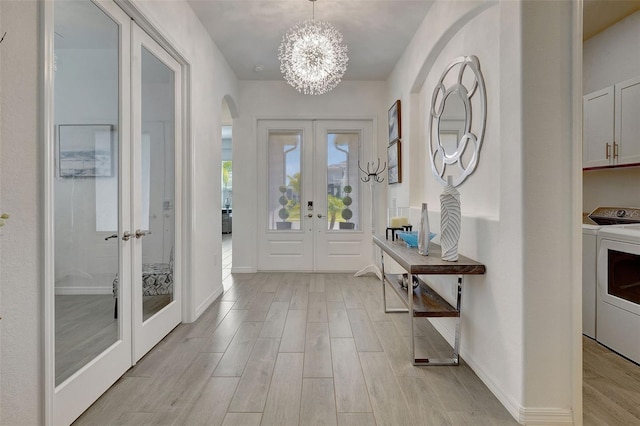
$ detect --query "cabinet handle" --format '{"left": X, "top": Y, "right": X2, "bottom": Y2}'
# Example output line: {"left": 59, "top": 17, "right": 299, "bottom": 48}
{"left": 606, "top": 142, "right": 611, "bottom": 160}
{"left": 613, "top": 141, "right": 619, "bottom": 159}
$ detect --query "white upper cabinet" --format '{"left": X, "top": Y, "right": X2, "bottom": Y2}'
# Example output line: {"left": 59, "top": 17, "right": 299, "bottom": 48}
{"left": 583, "top": 86, "right": 614, "bottom": 168}
{"left": 584, "top": 76, "right": 640, "bottom": 169}
{"left": 615, "top": 76, "right": 640, "bottom": 165}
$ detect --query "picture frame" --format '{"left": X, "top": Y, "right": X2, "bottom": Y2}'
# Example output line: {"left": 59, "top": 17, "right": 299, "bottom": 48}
{"left": 387, "top": 140, "right": 402, "bottom": 184}
{"left": 388, "top": 99, "right": 401, "bottom": 143}
{"left": 58, "top": 124, "right": 114, "bottom": 178}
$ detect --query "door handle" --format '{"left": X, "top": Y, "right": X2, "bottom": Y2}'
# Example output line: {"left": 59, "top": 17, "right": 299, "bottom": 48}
{"left": 135, "top": 229, "right": 152, "bottom": 239}
{"left": 317, "top": 214, "right": 325, "bottom": 218}
{"left": 122, "top": 231, "right": 132, "bottom": 241}
{"left": 307, "top": 213, "right": 313, "bottom": 218}
{"left": 105, "top": 234, "right": 118, "bottom": 241}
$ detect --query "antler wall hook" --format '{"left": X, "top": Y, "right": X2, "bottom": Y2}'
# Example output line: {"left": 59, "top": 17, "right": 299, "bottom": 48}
{"left": 358, "top": 159, "right": 386, "bottom": 183}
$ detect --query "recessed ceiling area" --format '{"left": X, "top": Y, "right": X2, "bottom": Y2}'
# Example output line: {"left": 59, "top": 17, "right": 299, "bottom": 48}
{"left": 187, "top": 0, "right": 434, "bottom": 81}
{"left": 583, "top": 0, "right": 640, "bottom": 40}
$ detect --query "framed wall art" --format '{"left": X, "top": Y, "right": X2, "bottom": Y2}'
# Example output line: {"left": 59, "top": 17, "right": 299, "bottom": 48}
{"left": 388, "top": 99, "right": 401, "bottom": 143}
{"left": 58, "top": 124, "right": 114, "bottom": 178}
{"left": 387, "top": 140, "right": 402, "bottom": 184}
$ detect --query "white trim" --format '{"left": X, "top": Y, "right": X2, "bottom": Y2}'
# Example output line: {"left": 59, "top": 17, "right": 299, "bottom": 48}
{"left": 195, "top": 285, "right": 224, "bottom": 318}
{"left": 571, "top": 0, "right": 584, "bottom": 423}
{"left": 231, "top": 266, "right": 257, "bottom": 274}
{"left": 43, "top": 0, "right": 56, "bottom": 423}
{"left": 518, "top": 408, "right": 574, "bottom": 424}
{"left": 54, "top": 287, "right": 113, "bottom": 296}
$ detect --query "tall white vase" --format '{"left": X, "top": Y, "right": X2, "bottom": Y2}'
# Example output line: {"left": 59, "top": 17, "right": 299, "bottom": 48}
{"left": 418, "top": 203, "right": 430, "bottom": 255}
{"left": 440, "top": 176, "right": 461, "bottom": 261}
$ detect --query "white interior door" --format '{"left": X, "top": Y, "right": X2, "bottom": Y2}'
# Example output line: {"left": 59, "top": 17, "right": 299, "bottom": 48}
{"left": 131, "top": 23, "right": 182, "bottom": 361}
{"left": 52, "top": 1, "right": 132, "bottom": 424}
{"left": 257, "top": 119, "right": 372, "bottom": 272}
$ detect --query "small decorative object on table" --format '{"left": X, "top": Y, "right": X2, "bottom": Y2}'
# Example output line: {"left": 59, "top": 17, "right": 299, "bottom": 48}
{"left": 440, "top": 176, "right": 461, "bottom": 261}
{"left": 398, "top": 273, "right": 419, "bottom": 290}
{"left": 386, "top": 206, "right": 411, "bottom": 240}
{"left": 418, "top": 203, "right": 430, "bottom": 255}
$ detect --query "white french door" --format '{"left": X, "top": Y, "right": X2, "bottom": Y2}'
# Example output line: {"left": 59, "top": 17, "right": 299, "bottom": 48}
{"left": 131, "top": 22, "right": 182, "bottom": 362}
{"left": 257, "top": 119, "right": 373, "bottom": 272}
{"left": 50, "top": 2, "right": 182, "bottom": 424}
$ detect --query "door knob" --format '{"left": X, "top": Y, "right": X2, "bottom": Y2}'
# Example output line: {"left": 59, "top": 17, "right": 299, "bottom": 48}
{"left": 135, "top": 229, "right": 152, "bottom": 239}
{"left": 307, "top": 213, "right": 313, "bottom": 218}
{"left": 317, "top": 214, "right": 325, "bottom": 218}
{"left": 122, "top": 231, "right": 132, "bottom": 241}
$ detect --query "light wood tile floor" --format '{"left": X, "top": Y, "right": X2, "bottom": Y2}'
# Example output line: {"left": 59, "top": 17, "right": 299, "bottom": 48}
{"left": 74, "top": 272, "right": 518, "bottom": 425}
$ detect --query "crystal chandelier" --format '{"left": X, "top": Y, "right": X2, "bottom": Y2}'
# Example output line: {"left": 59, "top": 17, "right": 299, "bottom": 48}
{"left": 278, "top": 0, "right": 348, "bottom": 95}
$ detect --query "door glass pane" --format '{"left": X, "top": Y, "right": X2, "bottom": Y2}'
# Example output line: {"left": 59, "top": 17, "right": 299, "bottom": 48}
{"left": 140, "top": 47, "right": 175, "bottom": 321}
{"left": 268, "top": 131, "right": 302, "bottom": 230}
{"left": 327, "top": 132, "right": 360, "bottom": 230}
{"left": 54, "top": 0, "right": 120, "bottom": 385}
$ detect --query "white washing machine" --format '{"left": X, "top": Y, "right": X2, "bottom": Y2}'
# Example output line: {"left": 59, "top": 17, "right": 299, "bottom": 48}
{"left": 597, "top": 224, "right": 640, "bottom": 364}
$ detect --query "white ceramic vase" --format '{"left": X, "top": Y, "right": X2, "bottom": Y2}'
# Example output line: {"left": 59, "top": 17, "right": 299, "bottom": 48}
{"left": 418, "top": 203, "right": 430, "bottom": 256}
{"left": 440, "top": 176, "right": 461, "bottom": 261}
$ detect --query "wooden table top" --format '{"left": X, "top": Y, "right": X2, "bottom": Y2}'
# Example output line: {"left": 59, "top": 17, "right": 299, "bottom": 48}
{"left": 373, "top": 235, "right": 486, "bottom": 275}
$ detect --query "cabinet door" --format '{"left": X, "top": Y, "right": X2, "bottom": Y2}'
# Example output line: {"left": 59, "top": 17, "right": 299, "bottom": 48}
{"left": 615, "top": 76, "right": 640, "bottom": 165}
{"left": 583, "top": 86, "right": 614, "bottom": 168}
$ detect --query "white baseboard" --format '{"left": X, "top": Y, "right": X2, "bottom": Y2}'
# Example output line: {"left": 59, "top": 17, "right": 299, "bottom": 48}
{"left": 428, "top": 319, "right": 575, "bottom": 425}
{"left": 195, "top": 285, "right": 224, "bottom": 318}
{"left": 230, "top": 266, "right": 256, "bottom": 273}
{"left": 518, "top": 407, "right": 574, "bottom": 424}
{"left": 55, "top": 286, "right": 112, "bottom": 295}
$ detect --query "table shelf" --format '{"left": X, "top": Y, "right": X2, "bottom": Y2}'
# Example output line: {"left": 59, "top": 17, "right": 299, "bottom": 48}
{"left": 384, "top": 273, "right": 459, "bottom": 318}
{"left": 373, "top": 235, "right": 485, "bottom": 366}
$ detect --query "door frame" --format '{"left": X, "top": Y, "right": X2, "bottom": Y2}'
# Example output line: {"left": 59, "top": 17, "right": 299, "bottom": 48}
{"left": 42, "top": 0, "right": 193, "bottom": 424}
{"left": 255, "top": 117, "right": 377, "bottom": 272}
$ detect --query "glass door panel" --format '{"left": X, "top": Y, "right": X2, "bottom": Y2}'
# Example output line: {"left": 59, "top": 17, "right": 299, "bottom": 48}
{"left": 326, "top": 132, "right": 361, "bottom": 231}
{"left": 268, "top": 131, "right": 302, "bottom": 231}
{"left": 54, "top": 0, "right": 122, "bottom": 386}
{"left": 140, "top": 47, "right": 175, "bottom": 321}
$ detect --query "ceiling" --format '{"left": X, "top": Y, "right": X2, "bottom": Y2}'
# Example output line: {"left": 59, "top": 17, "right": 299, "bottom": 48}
{"left": 187, "top": 0, "right": 435, "bottom": 81}
{"left": 583, "top": 0, "right": 640, "bottom": 40}
{"left": 187, "top": 0, "right": 640, "bottom": 82}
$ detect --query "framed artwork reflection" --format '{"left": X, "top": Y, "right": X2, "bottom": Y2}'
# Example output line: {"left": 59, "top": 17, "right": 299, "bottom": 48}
{"left": 388, "top": 99, "right": 401, "bottom": 143}
{"left": 387, "top": 140, "right": 402, "bottom": 184}
{"left": 58, "top": 124, "right": 114, "bottom": 178}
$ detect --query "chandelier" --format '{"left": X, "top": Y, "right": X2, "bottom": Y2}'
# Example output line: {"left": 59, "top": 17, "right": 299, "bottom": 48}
{"left": 278, "top": 0, "right": 348, "bottom": 95}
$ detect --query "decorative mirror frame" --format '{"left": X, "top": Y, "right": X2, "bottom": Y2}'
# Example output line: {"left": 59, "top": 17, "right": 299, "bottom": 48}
{"left": 428, "top": 55, "right": 486, "bottom": 187}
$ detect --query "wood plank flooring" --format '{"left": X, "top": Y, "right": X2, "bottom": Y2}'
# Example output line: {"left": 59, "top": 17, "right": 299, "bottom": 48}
{"left": 74, "top": 272, "right": 517, "bottom": 425}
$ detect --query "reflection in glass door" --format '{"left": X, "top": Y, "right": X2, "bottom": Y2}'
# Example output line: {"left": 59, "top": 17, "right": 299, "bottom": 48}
{"left": 132, "top": 25, "right": 182, "bottom": 361}
{"left": 52, "top": 1, "right": 132, "bottom": 424}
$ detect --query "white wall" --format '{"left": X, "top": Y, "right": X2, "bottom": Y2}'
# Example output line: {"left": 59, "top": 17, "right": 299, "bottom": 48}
{"left": 232, "top": 80, "right": 388, "bottom": 272}
{"left": 131, "top": 0, "right": 239, "bottom": 317}
{"left": 0, "top": 0, "right": 239, "bottom": 423}
{"left": 387, "top": 0, "right": 578, "bottom": 423}
{"left": 583, "top": 9, "right": 640, "bottom": 213}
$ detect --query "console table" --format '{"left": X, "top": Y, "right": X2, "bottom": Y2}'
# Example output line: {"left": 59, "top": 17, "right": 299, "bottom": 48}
{"left": 373, "top": 235, "right": 486, "bottom": 366}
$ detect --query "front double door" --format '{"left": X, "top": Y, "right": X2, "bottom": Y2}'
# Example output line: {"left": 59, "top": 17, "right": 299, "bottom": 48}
{"left": 52, "top": 1, "right": 182, "bottom": 424}
{"left": 257, "top": 120, "right": 373, "bottom": 271}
